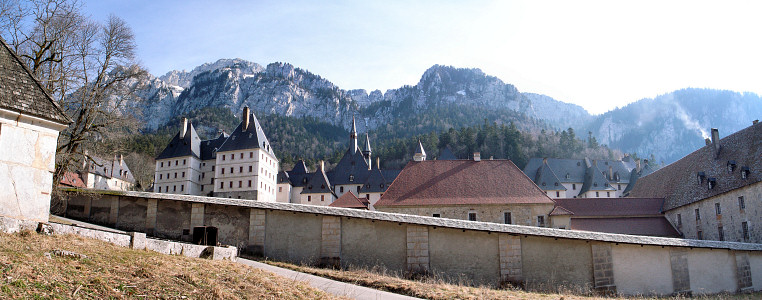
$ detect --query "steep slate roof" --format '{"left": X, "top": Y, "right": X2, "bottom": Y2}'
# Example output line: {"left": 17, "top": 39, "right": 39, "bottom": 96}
{"left": 200, "top": 132, "right": 228, "bottom": 160}
{"left": 552, "top": 197, "right": 679, "bottom": 237}
{"left": 622, "top": 161, "right": 658, "bottom": 195}
{"left": 156, "top": 122, "right": 201, "bottom": 160}
{"left": 0, "top": 38, "right": 70, "bottom": 124}
{"left": 329, "top": 192, "right": 369, "bottom": 209}
{"left": 328, "top": 149, "right": 371, "bottom": 185}
{"left": 381, "top": 169, "right": 402, "bottom": 183}
{"left": 628, "top": 123, "right": 762, "bottom": 211}
{"left": 438, "top": 147, "right": 457, "bottom": 160}
{"left": 301, "top": 165, "right": 334, "bottom": 195}
{"left": 283, "top": 160, "right": 312, "bottom": 187}
{"left": 86, "top": 155, "right": 135, "bottom": 184}
{"left": 360, "top": 168, "right": 387, "bottom": 193}
{"left": 375, "top": 160, "right": 555, "bottom": 207}
{"left": 217, "top": 111, "right": 275, "bottom": 157}
{"left": 524, "top": 158, "right": 587, "bottom": 183}
{"left": 579, "top": 159, "right": 616, "bottom": 194}
{"left": 534, "top": 160, "right": 566, "bottom": 191}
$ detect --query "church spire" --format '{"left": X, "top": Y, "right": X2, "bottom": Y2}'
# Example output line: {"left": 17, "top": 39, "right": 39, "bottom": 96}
{"left": 349, "top": 115, "right": 358, "bottom": 153}
{"left": 363, "top": 133, "right": 372, "bottom": 167}
{"left": 413, "top": 140, "right": 427, "bottom": 162}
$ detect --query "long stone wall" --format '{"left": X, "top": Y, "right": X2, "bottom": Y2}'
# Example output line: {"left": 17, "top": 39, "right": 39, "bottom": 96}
{"left": 58, "top": 190, "right": 762, "bottom": 296}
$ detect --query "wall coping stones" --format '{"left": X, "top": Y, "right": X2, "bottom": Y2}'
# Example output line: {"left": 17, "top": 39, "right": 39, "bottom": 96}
{"left": 73, "top": 189, "right": 762, "bottom": 251}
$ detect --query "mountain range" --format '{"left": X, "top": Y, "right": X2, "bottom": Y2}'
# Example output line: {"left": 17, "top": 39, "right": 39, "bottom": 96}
{"left": 126, "top": 59, "right": 762, "bottom": 165}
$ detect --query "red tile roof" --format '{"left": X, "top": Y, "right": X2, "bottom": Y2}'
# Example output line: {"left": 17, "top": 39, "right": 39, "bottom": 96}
{"left": 329, "top": 192, "right": 369, "bottom": 209}
{"left": 628, "top": 123, "right": 762, "bottom": 210}
{"left": 549, "top": 206, "right": 574, "bottom": 216}
{"left": 570, "top": 217, "right": 680, "bottom": 237}
{"left": 375, "top": 160, "right": 554, "bottom": 207}
{"left": 552, "top": 198, "right": 665, "bottom": 217}
{"left": 59, "top": 171, "right": 86, "bottom": 188}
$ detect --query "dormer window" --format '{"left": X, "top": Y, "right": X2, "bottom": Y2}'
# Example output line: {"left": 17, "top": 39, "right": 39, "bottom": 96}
{"left": 554, "top": 182, "right": 559, "bottom": 186}
{"left": 593, "top": 183, "right": 598, "bottom": 187}
{"left": 565, "top": 173, "right": 570, "bottom": 179}
{"left": 741, "top": 167, "right": 750, "bottom": 179}
{"left": 349, "top": 175, "right": 354, "bottom": 182}
{"left": 708, "top": 178, "right": 717, "bottom": 190}
{"left": 542, "top": 182, "right": 546, "bottom": 186}
{"left": 697, "top": 172, "right": 705, "bottom": 185}
{"left": 727, "top": 160, "right": 737, "bottom": 173}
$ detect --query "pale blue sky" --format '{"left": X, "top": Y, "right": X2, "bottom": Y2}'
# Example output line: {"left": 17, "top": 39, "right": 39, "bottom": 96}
{"left": 83, "top": 0, "right": 762, "bottom": 114}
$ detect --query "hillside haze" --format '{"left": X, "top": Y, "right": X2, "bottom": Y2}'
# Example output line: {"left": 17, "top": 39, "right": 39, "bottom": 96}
{"left": 128, "top": 59, "right": 762, "bottom": 165}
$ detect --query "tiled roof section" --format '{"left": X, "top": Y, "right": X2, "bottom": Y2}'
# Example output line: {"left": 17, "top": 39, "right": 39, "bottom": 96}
{"left": 217, "top": 112, "right": 275, "bottom": 156}
{"left": 375, "top": 160, "right": 555, "bottom": 207}
{"left": 534, "top": 161, "right": 566, "bottom": 191}
{"left": 200, "top": 132, "right": 228, "bottom": 160}
{"left": 98, "top": 190, "right": 762, "bottom": 251}
{"left": 553, "top": 198, "right": 665, "bottom": 217}
{"left": 301, "top": 165, "right": 333, "bottom": 195}
{"left": 59, "top": 171, "right": 86, "bottom": 188}
{"left": 570, "top": 217, "right": 680, "bottom": 238}
{"left": 329, "top": 192, "right": 368, "bottom": 209}
{"left": 629, "top": 123, "right": 762, "bottom": 211}
{"left": 579, "top": 161, "right": 616, "bottom": 194}
{"left": 328, "top": 149, "right": 371, "bottom": 185}
{"left": 156, "top": 122, "right": 201, "bottom": 160}
{"left": 0, "top": 38, "right": 70, "bottom": 124}
{"left": 360, "top": 168, "right": 387, "bottom": 193}
{"left": 438, "top": 147, "right": 457, "bottom": 160}
{"left": 549, "top": 206, "right": 574, "bottom": 216}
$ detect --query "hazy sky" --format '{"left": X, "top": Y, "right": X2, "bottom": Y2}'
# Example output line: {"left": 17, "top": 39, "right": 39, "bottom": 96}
{"left": 83, "top": 0, "right": 762, "bottom": 115}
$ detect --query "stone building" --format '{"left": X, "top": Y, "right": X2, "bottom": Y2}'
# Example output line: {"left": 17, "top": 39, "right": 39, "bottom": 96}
{"left": 154, "top": 107, "right": 278, "bottom": 201}
{"left": 276, "top": 116, "right": 400, "bottom": 209}
{"left": 628, "top": 123, "right": 762, "bottom": 243}
{"left": 375, "top": 150, "right": 556, "bottom": 227}
{"left": 81, "top": 154, "right": 135, "bottom": 191}
{"left": 0, "top": 38, "right": 71, "bottom": 223}
{"left": 522, "top": 156, "right": 652, "bottom": 198}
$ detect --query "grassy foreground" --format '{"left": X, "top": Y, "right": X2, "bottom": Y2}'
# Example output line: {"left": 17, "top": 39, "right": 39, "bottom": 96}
{"left": 0, "top": 231, "right": 342, "bottom": 299}
{"left": 263, "top": 260, "right": 761, "bottom": 300}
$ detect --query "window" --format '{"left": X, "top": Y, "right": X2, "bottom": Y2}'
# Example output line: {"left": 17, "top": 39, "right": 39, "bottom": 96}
{"left": 695, "top": 208, "right": 701, "bottom": 221}
{"left": 715, "top": 203, "right": 721, "bottom": 215}
{"left": 357, "top": 186, "right": 360, "bottom": 193}
{"left": 222, "top": 155, "right": 226, "bottom": 161}
{"left": 308, "top": 196, "right": 311, "bottom": 202}
{"left": 279, "top": 186, "right": 282, "bottom": 192}
{"left": 708, "top": 178, "right": 717, "bottom": 189}
{"left": 240, "top": 166, "right": 243, "bottom": 173}
{"left": 173, "top": 185, "right": 176, "bottom": 192}
{"left": 537, "top": 216, "right": 545, "bottom": 227}
{"left": 221, "top": 168, "right": 225, "bottom": 174}
{"left": 248, "top": 180, "right": 252, "bottom": 187}
{"left": 181, "top": 172, "right": 185, "bottom": 178}
{"left": 161, "top": 162, "right": 164, "bottom": 167}
{"left": 606, "top": 192, "right": 610, "bottom": 197}
{"left": 739, "top": 196, "right": 746, "bottom": 210}
{"left": 349, "top": 175, "right": 354, "bottom": 182}
{"left": 240, "top": 153, "right": 243, "bottom": 159}
{"left": 742, "top": 167, "right": 750, "bottom": 179}
{"left": 174, "top": 172, "right": 177, "bottom": 178}
{"left": 159, "top": 174, "right": 163, "bottom": 180}
{"left": 321, "top": 195, "right": 325, "bottom": 201}
{"left": 239, "top": 181, "right": 242, "bottom": 188}
{"left": 556, "top": 191, "right": 560, "bottom": 197}
{"left": 158, "top": 186, "right": 162, "bottom": 193}
{"left": 212, "top": 166, "right": 215, "bottom": 171}
{"left": 249, "top": 166, "right": 253, "bottom": 172}
{"left": 742, "top": 222, "right": 750, "bottom": 242}
{"left": 201, "top": 185, "right": 204, "bottom": 191}
{"left": 676, "top": 214, "right": 682, "bottom": 227}
{"left": 504, "top": 212, "right": 512, "bottom": 224}
{"left": 468, "top": 212, "right": 477, "bottom": 221}
{"left": 230, "top": 167, "right": 233, "bottom": 174}
{"left": 229, "top": 181, "right": 233, "bottom": 188}
{"left": 433, "top": 213, "right": 441, "bottom": 218}
{"left": 340, "top": 186, "right": 344, "bottom": 193}
{"left": 718, "top": 226, "right": 725, "bottom": 241}
{"left": 618, "top": 184, "right": 621, "bottom": 190}
{"left": 175, "top": 160, "right": 178, "bottom": 166}
{"left": 250, "top": 152, "right": 253, "bottom": 158}
{"left": 572, "top": 183, "right": 576, "bottom": 190}
{"left": 220, "top": 182, "right": 224, "bottom": 189}
{"left": 202, "top": 173, "right": 205, "bottom": 179}
{"left": 183, "top": 159, "right": 186, "bottom": 165}
{"left": 231, "top": 154, "right": 234, "bottom": 160}
{"left": 181, "top": 185, "right": 184, "bottom": 192}
{"left": 595, "top": 192, "right": 599, "bottom": 197}
{"left": 697, "top": 230, "right": 703, "bottom": 240}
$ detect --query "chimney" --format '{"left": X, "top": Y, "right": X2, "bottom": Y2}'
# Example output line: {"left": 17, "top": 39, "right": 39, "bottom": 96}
{"left": 320, "top": 160, "right": 325, "bottom": 172}
{"left": 376, "top": 157, "right": 381, "bottom": 170}
{"left": 542, "top": 157, "right": 548, "bottom": 164}
{"left": 82, "top": 150, "right": 88, "bottom": 169}
{"left": 180, "top": 118, "right": 188, "bottom": 139}
{"left": 473, "top": 152, "right": 481, "bottom": 162}
{"left": 705, "top": 138, "right": 711, "bottom": 146}
{"left": 608, "top": 165, "right": 613, "bottom": 180}
{"left": 119, "top": 154, "right": 124, "bottom": 166}
{"left": 636, "top": 159, "right": 641, "bottom": 173}
{"left": 711, "top": 128, "right": 720, "bottom": 154}
{"left": 242, "top": 107, "right": 251, "bottom": 132}
{"left": 754, "top": 120, "right": 759, "bottom": 125}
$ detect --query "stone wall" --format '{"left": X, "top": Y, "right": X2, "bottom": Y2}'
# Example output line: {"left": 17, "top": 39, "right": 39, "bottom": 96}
{"left": 0, "top": 112, "right": 64, "bottom": 223}
{"left": 667, "top": 182, "right": 762, "bottom": 243}
{"left": 56, "top": 190, "right": 762, "bottom": 296}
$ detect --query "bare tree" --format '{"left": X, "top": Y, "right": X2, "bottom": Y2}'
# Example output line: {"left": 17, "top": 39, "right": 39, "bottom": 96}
{"left": 0, "top": 0, "right": 146, "bottom": 199}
